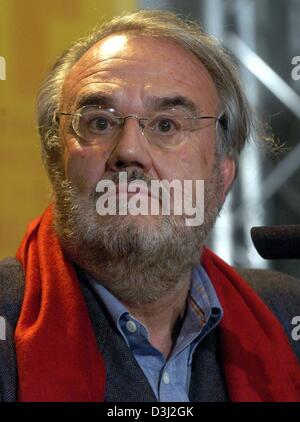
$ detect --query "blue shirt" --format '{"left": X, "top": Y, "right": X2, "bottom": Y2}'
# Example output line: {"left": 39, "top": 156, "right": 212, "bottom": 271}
{"left": 88, "top": 265, "right": 223, "bottom": 402}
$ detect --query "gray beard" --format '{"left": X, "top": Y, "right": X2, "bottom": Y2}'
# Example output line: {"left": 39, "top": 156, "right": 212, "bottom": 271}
{"left": 53, "top": 167, "right": 223, "bottom": 305}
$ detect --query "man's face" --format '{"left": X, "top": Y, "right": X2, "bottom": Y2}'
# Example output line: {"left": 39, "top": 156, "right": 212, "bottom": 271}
{"left": 55, "top": 34, "right": 235, "bottom": 303}
{"left": 60, "top": 34, "right": 232, "bottom": 201}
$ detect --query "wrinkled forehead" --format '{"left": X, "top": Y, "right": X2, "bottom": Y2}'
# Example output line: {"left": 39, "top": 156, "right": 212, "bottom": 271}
{"left": 61, "top": 34, "right": 220, "bottom": 112}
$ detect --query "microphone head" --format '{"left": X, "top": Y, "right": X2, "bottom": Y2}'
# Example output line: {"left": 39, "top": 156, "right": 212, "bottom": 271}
{"left": 251, "top": 225, "right": 300, "bottom": 259}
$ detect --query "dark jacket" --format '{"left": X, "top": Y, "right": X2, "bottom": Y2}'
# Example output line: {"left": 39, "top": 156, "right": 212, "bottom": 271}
{"left": 0, "top": 257, "right": 299, "bottom": 402}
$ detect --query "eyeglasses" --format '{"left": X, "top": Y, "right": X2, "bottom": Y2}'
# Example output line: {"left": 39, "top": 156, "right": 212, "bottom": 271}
{"left": 57, "top": 105, "right": 222, "bottom": 150}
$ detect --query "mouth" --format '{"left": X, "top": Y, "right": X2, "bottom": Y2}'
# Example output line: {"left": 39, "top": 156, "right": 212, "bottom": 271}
{"left": 116, "top": 182, "right": 159, "bottom": 200}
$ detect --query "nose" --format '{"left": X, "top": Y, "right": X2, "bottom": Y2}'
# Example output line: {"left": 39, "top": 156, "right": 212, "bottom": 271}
{"left": 106, "top": 117, "right": 153, "bottom": 173}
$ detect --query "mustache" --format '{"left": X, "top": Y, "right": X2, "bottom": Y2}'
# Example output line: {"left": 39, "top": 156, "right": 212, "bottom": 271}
{"left": 91, "top": 169, "right": 153, "bottom": 200}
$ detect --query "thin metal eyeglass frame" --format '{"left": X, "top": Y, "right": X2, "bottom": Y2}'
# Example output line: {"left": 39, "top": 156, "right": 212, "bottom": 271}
{"left": 56, "top": 106, "right": 223, "bottom": 145}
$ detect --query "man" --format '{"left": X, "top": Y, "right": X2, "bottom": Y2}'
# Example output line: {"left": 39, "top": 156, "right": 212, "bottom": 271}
{"left": 0, "top": 10, "right": 299, "bottom": 402}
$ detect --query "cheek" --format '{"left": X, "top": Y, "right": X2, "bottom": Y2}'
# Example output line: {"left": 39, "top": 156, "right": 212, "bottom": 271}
{"left": 156, "top": 140, "right": 216, "bottom": 182}
{"left": 185, "top": 134, "right": 217, "bottom": 179}
{"left": 64, "top": 138, "right": 107, "bottom": 193}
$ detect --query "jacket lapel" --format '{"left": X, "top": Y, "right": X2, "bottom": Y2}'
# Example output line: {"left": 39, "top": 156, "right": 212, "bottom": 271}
{"left": 78, "top": 271, "right": 157, "bottom": 402}
{"left": 189, "top": 328, "right": 229, "bottom": 402}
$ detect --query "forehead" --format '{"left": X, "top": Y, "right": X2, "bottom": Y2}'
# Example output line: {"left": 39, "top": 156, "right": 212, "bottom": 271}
{"left": 61, "top": 34, "right": 220, "bottom": 112}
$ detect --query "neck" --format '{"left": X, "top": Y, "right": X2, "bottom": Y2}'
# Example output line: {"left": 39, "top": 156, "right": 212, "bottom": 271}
{"left": 123, "top": 275, "right": 192, "bottom": 358}
{"left": 67, "top": 242, "right": 198, "bottom": 357}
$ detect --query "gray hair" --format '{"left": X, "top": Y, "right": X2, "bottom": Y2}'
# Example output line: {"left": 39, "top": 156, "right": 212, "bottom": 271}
{"left": 36, "top": 9, "right": 253, "bottom": 184}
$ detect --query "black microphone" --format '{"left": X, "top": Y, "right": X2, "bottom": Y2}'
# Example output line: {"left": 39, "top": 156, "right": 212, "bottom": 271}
{"left": 251, "top": 225, "right": 300, "bottom": 259}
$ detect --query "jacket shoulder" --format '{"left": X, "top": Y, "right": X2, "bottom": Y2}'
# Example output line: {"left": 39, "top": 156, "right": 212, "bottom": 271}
{"left": 236, "top": 267, "right": 300, "bottom": 304}
{"left": 0, "top": 257, "right": 24, "bottom": 317}
{"left": 0, "top": 257, "right": 24, "bottom": 402}
{"left": 236, "top": 268, "right": 300, "bottom": 360}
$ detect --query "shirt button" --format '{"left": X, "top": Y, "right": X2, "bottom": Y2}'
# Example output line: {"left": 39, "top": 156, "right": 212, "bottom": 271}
{"left": 126, "top": 320, "right": 137, "bottom": 333}
{"left": 162, "top": 371, "right": 170, "bottom": 385}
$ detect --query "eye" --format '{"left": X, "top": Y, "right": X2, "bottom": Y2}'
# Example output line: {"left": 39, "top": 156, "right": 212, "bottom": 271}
{"left": 151, "top": 115, "right": 180, "bottom": 135}
{"left": 89, "top": 116, "right": 112, "bottom": 132}
{"left": 158, "top": 118, "right": 173, "bottom": 132}
{"left": 81, "top": 111, "right": 119, "bottom": 135}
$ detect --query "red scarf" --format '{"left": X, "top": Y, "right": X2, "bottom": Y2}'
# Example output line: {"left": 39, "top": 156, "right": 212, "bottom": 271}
{"left": 15, "top": 206, "right": 300, "bottom": 401}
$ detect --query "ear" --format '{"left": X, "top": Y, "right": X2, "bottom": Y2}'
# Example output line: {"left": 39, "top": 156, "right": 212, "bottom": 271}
{"left": 219, "top": 157, "right": 236, "bottom": 202}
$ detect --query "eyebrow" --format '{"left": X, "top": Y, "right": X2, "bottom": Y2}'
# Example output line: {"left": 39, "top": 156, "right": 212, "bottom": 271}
{"left": 76, "top": 93, "right": 115, "bottom": 109}
{"left": 74, "top": 93, "right": 199, "bottom": 115}
{"left": 147, "top": 95, "right": 199, "bottom": 114}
